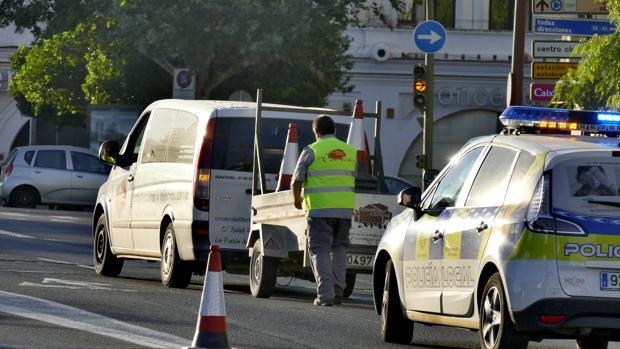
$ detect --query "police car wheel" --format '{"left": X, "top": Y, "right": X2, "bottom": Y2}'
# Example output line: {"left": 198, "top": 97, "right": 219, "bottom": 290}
{"left": 249, "top": 239, "right": 277, "bottom": 298}
{"left": 93, "top": 215, "right": 123, "bottom": 277}
{"left": 479, "top": 273, "right": 528, "bottom": 349}
{"left": 160, "top": 224, "right": 192, "bottom": 288}
{"left": 380, "top": 259, "right": 413, "bottom": 344}
{"left": 576, "top": 338, "right": 609, "bottom": 349}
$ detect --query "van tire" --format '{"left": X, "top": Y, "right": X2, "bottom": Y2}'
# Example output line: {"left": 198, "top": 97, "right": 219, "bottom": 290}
{"left": 479, "top": 273, "right": 528, "bottom": 349}
{"left": 344, "top": 271, "right": 356, "bottom": 298}
{"left": 94, "top": 215, "right": 123, "bottom": 277}
{"left": 160, "top": 223, "right": 192, "bottom": 288}
{"left": 576, "top": 339, "right": 608, "bottom": 349}
{"left": 10, "top": 186, "right": 39, "bottom": 208}
{"left": 249, "top": 239, "right": 277, "bottom": 298}
{"left": 380, "top": 259, "right": 413, "bottom": 344}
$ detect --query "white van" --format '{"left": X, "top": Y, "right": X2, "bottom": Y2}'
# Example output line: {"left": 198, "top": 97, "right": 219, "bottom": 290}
{"left": 93, "top": 100, "right": 352, "bottom": 288}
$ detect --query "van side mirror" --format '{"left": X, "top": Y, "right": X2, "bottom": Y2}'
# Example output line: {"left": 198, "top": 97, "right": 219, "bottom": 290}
{"left": 99, "top": 140, "right": 120, "bottom": 165}
{"left": 398, "top": 186, "right": 422, "bottom": 208}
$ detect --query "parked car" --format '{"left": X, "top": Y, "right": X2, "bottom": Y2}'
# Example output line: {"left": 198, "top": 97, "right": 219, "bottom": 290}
{"left": 375, "top": 106, "right": 620, "bottom": 349}
{"left": 383, "top": 175, "right": 415, "bottom": 195}
{"left": 0, "top": 145, "right": 110, "bottom": 208}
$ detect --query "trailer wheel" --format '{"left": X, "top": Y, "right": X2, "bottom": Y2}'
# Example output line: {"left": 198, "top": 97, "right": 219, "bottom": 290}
{"left": 343, "top": 271, "right": 356, "bottom": 298}
{"left": 249, "top": 239, "right": 277, "bottom": 298}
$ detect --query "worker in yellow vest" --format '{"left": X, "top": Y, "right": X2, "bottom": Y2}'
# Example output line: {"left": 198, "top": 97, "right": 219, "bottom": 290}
{"left": 292, "top": 115, "right": 357, "bottom": 306}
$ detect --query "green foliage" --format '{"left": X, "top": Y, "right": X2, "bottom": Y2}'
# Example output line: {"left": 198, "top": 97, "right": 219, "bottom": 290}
{"left": 3, "top": 0, "right": 403, "bottom": 122}
{"left": 553, "top": 0, "right": 620, "bottom": 110}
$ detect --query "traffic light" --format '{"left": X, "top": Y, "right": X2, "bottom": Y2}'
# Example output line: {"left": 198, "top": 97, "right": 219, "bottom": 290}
{"left": 413, "top": 64, "right": 427, "bottom": 111}
{"left": 415, "top": 153, "right": 426, "bottom": 169}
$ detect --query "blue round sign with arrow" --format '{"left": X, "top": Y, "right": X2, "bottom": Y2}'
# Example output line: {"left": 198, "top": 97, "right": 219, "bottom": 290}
{"left": 413, "top": 20, "right": 447, "bottom": 54}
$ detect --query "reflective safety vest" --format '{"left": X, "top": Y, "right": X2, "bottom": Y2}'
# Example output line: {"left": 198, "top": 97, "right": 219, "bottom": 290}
{"left": 303, "top": 137, "right": 357, "bottom": 211}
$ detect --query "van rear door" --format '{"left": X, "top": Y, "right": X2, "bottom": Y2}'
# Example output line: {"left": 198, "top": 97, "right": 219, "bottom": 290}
{"left": 551, "top": 150, "right": 620, "bottom": 298}
{"left": 208, "top": 114, "right": 349, "bottom": 251}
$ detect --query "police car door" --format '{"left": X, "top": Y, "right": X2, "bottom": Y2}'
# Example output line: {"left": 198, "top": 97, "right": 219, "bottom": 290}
{"left": 442, "top": 146, "right": 519, "bottom": 316}
{"left": 403, "top": 146, "right": 484, "bottom": 313}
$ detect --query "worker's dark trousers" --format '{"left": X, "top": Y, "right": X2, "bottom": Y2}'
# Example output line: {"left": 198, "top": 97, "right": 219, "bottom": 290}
{"left": 307, "top": 217, "right": 351, "bottom": 302}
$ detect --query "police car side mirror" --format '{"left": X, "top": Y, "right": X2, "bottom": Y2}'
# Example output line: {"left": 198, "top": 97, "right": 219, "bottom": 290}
{"left": 398, "top": 187, "right": 422, "bottom": 208}
{"left": 99, "top": 140, "right": 120, "bottom": 166}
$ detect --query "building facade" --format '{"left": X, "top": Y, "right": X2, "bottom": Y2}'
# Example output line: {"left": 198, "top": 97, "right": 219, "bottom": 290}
{"left": 326, "top": 0, "right": 568, "bottom": 185}
{"left": 0, "top": 24, "right": 33, "bottom": 162}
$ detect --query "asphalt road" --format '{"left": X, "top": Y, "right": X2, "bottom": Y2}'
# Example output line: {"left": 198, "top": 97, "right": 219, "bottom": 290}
{"left": 0, "top": 207, "right": 617, "bottom": 349}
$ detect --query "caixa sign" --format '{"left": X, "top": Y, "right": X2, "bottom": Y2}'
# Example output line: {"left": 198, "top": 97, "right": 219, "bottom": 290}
{"left": 530, "top": 82, "right": 556, "bottom": 102}
{"left": 0, "top": 70, "right": 15, "bottom": 91}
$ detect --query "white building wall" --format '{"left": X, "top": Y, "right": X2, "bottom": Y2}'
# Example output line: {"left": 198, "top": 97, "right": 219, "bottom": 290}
{"left": 327, "top": 26, "right": 559, "bottom": 183}
{"left": 0, "top": 24, "right": 34, "bottom": 161}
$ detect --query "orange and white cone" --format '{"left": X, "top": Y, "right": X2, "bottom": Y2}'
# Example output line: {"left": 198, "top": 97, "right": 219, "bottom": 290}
{"left": 186, "top": 245, "right": 230, "bottom": 349}
{"left": 347, "top": 100, "right": 371, "bottom": 175}
{"left": 276, "top": 122, "right": 299, "bottom": 191}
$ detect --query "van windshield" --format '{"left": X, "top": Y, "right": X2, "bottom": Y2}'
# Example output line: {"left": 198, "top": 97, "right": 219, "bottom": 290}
{"left": 552, "top": 157, "right": 620, "bottom": 218}
{"left": 212, "top": 117, "right": 349, "bottom": 173}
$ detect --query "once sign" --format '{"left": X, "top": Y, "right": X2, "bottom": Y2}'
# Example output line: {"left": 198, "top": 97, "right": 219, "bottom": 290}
{"left": 533, "top": 0, "right": 608, "bottom": 14}
{"left": 532, "top": 40, "right": 581, "bottom": 59}
{"left": 532, "top": 62, "right": 578, "bottom": 80}
{"left": 530, "top": 83, "right": 556, "bottom": 102}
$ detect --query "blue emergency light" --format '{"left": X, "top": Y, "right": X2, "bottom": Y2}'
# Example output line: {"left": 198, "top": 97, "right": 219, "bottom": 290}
{"left": 499, "top": 106, "right": 620, "bottom": 135}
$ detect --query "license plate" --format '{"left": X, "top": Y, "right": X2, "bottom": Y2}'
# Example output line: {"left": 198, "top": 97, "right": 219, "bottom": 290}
{"left": 347, "top": 254, "right": 374, "bottom": 267}
{"left": 600, "top": 272, "right": 620, "bottom": 291}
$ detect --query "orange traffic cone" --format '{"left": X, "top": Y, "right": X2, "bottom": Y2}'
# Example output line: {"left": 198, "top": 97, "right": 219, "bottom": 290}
{"left": 186, "top": 245, "right": 230, "bottom": 349}
{"left": 276, "top": 122, "right": 299, "bottom": 191}
{"left": 347, "top": 100, "right": 371, "bottom": 176}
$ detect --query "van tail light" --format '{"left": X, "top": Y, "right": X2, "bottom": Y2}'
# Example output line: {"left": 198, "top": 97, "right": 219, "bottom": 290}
{"left": 526, "top": 173, "right": 585, "bottom": 235}
{"left": 194, "top": 118, "right": 217, "bottom": 212}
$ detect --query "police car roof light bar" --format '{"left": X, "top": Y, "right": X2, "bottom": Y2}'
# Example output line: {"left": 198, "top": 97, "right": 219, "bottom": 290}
{"left": 499, "top": 106, "right": 620, "bottom": 136}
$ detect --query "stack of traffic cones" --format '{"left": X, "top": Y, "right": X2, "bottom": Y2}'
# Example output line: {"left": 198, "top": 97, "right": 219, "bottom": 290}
{"left": 347, "top": 100, "right": 372, "bottom": 176}
{"left": 186, "top": 245, "right": 230, "bottom": 349}
{"left": 276, "top": 122, "right": 299, "bottom": 191}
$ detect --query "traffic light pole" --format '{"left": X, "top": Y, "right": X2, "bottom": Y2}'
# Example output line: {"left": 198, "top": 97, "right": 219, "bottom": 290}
{"left": 422, "top": 0, "right": 434, "bottom": 190}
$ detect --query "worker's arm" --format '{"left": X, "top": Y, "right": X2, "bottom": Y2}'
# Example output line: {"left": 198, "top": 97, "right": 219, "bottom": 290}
{"left": 292, "top": 180, "right": 303, "bottom": 210}
{"left": 291, "top": 146, "right": 314, "bottom": 210}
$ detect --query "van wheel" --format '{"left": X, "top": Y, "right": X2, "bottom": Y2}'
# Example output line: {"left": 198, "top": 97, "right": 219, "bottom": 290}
{"left": 480, "top": 273, "right": 528, "bottom": 349}
{"left": 343, "top": 272, "right": 356, "bottom": 298}
{"left": 380, "top": 259, "right": 413, "bottom": 344}
{"left": 94, "top": 215, "right": 123, "bottom": 276}
{"left": 576, "top": 339, "right": 609, "bottom": 349}
{"left": 10, "top": 186, "right": 39, "bottom": 208}
{"left": 249, "top": 239, "right": 277, "bottom": 298}
{"left": 160, "top": 223, "right": 192, "bottom": 288}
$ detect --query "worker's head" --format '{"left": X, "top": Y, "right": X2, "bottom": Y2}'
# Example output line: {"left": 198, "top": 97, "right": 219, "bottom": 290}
{"left": 312, "top": 114, "right": 335, "bottom": 139}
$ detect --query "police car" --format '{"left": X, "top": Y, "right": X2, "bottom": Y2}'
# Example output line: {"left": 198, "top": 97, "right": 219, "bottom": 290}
{"left": 373, "top": 106, "right": 620, "bottom": 349}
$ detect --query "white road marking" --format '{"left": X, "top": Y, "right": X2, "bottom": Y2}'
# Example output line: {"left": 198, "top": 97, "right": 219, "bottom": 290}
{"left": 0, "top": 290, "right": 189, "bottom": 348}
{"left": 38, "top": 258, "right": 95, "bottom": 270}
{"left": 20, "top": 278, "right": 136, "bottom": 292}
{"left": 0, "top": 229, "right": 33, "bottom": 239}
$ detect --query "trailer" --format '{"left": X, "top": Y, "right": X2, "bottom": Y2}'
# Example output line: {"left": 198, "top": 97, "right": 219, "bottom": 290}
{"left": 246, "top": 89, "right": 404, "bottom": 298}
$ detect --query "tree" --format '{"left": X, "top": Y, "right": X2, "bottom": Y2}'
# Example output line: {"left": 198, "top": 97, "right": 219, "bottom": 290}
{"left": 3, "top": 0, "right": 403, "bottom": 123}
{"left": 553, "top": 0, "right": 620, "bottom": 110}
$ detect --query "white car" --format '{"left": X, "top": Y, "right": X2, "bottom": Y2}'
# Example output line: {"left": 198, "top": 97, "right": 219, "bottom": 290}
{"left": 374, "top": 106, "right": 620, "bottom": 349}
{"left": 0, "top": 145, "right": 110, "bottom": 208}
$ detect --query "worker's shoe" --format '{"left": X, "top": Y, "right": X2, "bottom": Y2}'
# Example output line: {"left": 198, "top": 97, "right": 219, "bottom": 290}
{"left": 334, "top": 286, "right": 344, "bottom": 305}
{"left": 313, "top": 297, "right": 333, "bottom": 306}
